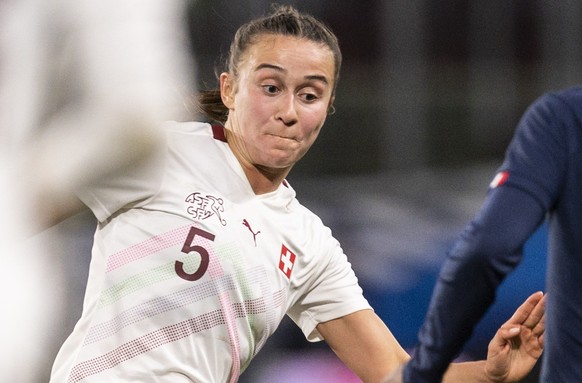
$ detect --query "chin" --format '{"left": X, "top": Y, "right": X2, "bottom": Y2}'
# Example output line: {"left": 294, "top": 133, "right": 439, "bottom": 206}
{"left": 264, "top": 151, "right": 300, "bottom": 167}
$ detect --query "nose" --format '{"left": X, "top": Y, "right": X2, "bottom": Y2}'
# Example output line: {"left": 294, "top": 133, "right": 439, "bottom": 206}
{"left": 276, "top": 94, "right": 298, "bottom": 126}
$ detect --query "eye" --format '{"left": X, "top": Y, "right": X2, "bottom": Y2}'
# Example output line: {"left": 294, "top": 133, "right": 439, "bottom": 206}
{"left": 301, "top": 93, "right": 318, "bottom": 102}
{"left": 262, "top": 84, "right": 280, "bottom": 95}
{"left": 298, "top": 90, "right": 320, "bottom": 103}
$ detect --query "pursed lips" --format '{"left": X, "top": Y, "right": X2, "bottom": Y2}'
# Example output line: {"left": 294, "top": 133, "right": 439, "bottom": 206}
{"left": 266, "top": 133, "right": 300, "bottom": 143}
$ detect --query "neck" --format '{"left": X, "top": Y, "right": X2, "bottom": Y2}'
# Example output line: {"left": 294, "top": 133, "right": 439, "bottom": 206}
{"left": 242, "top": 163, "right": 289, "bottom": 194}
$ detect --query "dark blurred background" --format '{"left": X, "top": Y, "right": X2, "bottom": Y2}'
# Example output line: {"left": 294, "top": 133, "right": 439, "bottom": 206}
{"left": 41, "top": 1, "right": 582, "bottom": 382}
{"left": 188, "top": 0, "right": 582, "bottom": 174}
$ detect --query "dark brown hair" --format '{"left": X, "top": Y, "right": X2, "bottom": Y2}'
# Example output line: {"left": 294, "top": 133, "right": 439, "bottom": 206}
{"left": 198, "top": 4, "right": 341, "bottom": 123}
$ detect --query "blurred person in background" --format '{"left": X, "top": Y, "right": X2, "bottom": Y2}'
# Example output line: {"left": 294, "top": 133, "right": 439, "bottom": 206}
{"left": 386, "top": 86, "right": 582, "bottom": 383}
{"left": 47, "top": 5, "right": 545, "bottom": 383}
{"left": 0, "top": 0, "right": 194, "bottom": 381}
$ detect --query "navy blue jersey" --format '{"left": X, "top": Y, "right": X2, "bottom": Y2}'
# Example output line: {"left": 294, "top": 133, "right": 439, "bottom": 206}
{"left": 404, "top": 86, "right": 582, "bottom": 382}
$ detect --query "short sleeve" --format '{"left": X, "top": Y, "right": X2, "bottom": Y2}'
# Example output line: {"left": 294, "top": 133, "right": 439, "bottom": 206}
{"left": 286, "top": 225, "right": 372, "bottom": 342}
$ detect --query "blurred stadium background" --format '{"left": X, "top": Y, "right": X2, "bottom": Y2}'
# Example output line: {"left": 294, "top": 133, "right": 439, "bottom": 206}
{"left": 31, "top": 1, "right": 582, "bottom": 381}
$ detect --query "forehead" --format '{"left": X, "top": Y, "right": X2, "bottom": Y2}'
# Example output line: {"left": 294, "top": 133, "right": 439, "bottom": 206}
{"left": 241, "top": 34, "right": 335, "bottom": 80}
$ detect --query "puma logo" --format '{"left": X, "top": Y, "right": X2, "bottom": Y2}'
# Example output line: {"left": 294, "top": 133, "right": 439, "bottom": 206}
{"left": 242, "top": 219, "right": 261, "bottom": 246}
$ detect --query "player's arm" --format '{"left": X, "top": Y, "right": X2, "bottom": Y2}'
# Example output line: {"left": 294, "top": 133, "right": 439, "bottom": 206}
{"left": 398, "top": 185, "right": 546, "bottom": 383}
{"left": 400, "top": 92, "right": 565, "bottom": 382}
{"left": 444, "top": 291, "right": 545, "bottom": 383}
{"left": 317, "top": 310, "right": 491, "bottom": 383}
{"left": 382, "top": 291, "right": 545, "bottom": 383}
{"left": 317, "top": 309, "right": 410, "bottom": 383}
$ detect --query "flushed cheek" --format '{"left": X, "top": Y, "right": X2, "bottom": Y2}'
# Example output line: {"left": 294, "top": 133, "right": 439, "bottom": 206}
{"left": 246, "top": 96, "right": 270, "bottom": 115}
{"left": 303, "top": 117, "right": 326, "bottom": 139}
{"left": 305, "top": 105, "right": 328, "bottom": 128}
{"left": 233, "top": 105, "right": 271, "bottom": 139}
{"left": 293, "top": 123, "right": 323, "bottom": 156}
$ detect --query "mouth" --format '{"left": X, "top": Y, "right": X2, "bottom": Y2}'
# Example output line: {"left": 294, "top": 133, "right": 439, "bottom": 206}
{"left": 267, "top": 133, "right": 300, "bottom": 143}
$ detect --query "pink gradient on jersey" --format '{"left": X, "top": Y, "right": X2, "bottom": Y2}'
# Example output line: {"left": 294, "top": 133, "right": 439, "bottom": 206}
{"left": 219, "top": 291, "right": 242, "bottom": 382}
{"left": 206, "top": 238, "right": 242, "bottom": 382}
{"left": 105, "top": 225, "right": 192, "bottom": 272}
{"left": 74, "top": 224, "right": 287, "bottom": 382}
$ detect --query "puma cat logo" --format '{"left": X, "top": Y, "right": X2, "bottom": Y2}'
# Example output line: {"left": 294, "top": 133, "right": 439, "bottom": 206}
{"left": 242, "top": 219, "right": 261, "bottom": 246}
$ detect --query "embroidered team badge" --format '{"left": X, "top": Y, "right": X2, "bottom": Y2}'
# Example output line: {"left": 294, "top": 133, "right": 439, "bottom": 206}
{"left": 489, "top": 171, "right": 509, "bottom": 189}
{"left": 278, "top": 244, "right": 296, "bottom": 279}
{"left": 185, "top": 192, "right": 227, "bottom": 226}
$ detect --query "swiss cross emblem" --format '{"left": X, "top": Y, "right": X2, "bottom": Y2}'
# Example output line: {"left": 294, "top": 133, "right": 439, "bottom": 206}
{"left": 278, "top": 244, "right": 296, "bottom": 279}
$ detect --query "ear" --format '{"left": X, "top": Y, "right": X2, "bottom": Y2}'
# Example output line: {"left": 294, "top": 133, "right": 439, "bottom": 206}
{"left": 220, "top": 72, "right": 235, "bottom": 110}
{"left": 327, "top": 95, "right": 336, "bottom": 115}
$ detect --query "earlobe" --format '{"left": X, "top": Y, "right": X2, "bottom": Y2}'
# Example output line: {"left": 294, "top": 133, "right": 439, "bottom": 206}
{"left": 327, "top": 96, "right": 336, "bottom": 115}
{"left": 220, "top": 73, "right": 235, "bottom": 110}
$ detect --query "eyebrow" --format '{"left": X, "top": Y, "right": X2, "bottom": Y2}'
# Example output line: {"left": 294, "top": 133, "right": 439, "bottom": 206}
{"left": 255, "top": 63, "right": 329, "bottom": 85}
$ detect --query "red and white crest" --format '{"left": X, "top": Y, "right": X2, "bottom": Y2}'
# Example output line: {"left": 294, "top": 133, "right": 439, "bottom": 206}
{"left": 278, "top": 244, "right": 296, "bottom": 279}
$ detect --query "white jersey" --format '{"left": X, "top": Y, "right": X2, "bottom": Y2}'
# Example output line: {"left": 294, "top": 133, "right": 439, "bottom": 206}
{"left": 51, "top": 122, "right": 371, "bottom": 383}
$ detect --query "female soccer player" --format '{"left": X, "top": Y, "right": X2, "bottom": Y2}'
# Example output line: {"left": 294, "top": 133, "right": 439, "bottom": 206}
{"left": 50, "top": 5, "right": 544, "bottom": 383}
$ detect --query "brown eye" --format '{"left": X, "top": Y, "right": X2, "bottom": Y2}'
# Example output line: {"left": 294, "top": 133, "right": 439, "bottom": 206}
{"left": 303, "top": 93, "right": 317, "bottom": 101}
{"left": 299, "top": 90, "right": 319, "bottom": 103}
{"left": 262, "top": 85, "right": 280, "bottom": 95}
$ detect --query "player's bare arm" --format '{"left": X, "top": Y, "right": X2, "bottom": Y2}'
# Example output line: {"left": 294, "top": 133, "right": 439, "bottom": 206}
{"left": 317, "top": 309, "right": 410, "bottom": 383}
{"left": 381, "top": 291, "right": 545, "bottom": 383}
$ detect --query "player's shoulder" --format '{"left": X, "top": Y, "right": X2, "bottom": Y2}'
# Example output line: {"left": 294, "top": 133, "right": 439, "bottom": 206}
{"left": 161, "top": 121, "right": 228, "bottom": 144}
{"left": 290, "top": 195, "right": 331, "bottom": 236}
{"left": 536, "top": 86, "right": 582, "bottom": 112}
{"left": 519, "top": 86, "right": 582, "bottom": 135}
{"left": 548, "top": 85, "right": 582, "bottom": 99}
{"left": 162, "top": 120, "right": 212, "bottom": 135}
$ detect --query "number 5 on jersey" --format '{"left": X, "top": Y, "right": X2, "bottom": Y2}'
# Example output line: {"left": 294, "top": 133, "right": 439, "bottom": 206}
{"left": 175, "top": 226, "right": 216, "bottom": 281}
